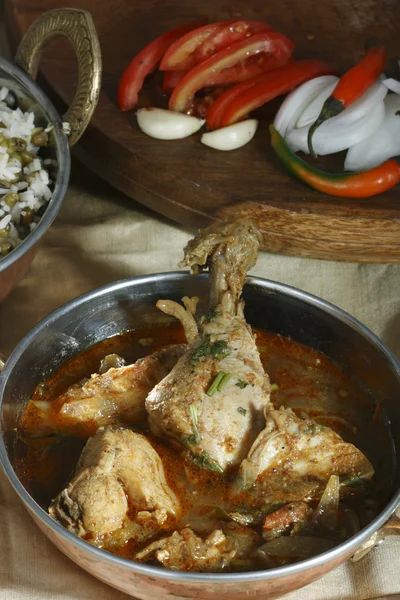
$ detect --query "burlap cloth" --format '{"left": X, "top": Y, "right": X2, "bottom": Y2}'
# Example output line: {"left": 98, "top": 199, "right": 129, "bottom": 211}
{"left": 0, "top": 162, "right": 398, "bottom": 600}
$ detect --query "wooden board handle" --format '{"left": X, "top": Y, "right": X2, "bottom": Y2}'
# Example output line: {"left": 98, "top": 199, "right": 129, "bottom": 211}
{"left": 15, "top": 8, "right": 102, "bottom": 146}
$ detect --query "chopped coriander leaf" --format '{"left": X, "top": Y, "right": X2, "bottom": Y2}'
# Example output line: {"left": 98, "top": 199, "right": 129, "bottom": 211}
{"left": 189, "top": 403, "right": 199, "bottom": 431}
{"left": 236, "top": 379, "right": 248, "bottom": 389}
{"left": 339, "top": 474, "right": 371, "bottom": 490}
{"left": 210, "top": 340, "right": 230, "bottom": 360}
{"left": 192, "top": 451, "right": 223, "bottom": 473}
{"left": 185, "top": 433, "right": 200, "bottom": 447}
{"left": 218, "top": 372, "right": 231, "bottom": 391}
{"left": 237, "top": 406, "right": 247, "bottom": 416}
{"left": 206, "top": 372, "right": 225, "bottom": 396}
{"left": 190, "top": 335, "right": 230, "bottom": 364}
{"left": 270, "top": 383, "right": 279, "bottom": 392}
{"left": 204, "top": 307, "right": 219, "bottom": 323}
{"left": 187, "top": 404, "right": 200, "bottom": 445}
{"left": 207, "top": 372, "right": 232, "bottom": 396}
{"left": 303, "top": 422, "right": 326, "bottom": 434}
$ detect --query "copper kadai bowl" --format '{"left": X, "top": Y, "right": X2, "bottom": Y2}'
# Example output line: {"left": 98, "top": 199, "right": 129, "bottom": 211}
{"left": 0, "top": 273, "right": 400, "bottom": 600}
{"left": 0, "top": 7, "right": 101, "bottom": 302}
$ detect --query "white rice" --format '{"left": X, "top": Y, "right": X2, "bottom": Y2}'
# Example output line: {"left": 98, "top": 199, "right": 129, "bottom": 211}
{"left": 0, "top": 86, "right": 53, "bottom": 258}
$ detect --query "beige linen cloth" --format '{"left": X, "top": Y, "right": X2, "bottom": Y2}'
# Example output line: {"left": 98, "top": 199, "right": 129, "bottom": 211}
{"left": 0, "top": 164, "right": 399, "bottom": 600}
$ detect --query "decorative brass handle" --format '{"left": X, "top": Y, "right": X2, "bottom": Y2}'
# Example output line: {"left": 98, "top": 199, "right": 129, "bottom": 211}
{"left": 351, "top": 511, "right": 400, "bottom": 562}
{"left": 14, "top": 8, "right": 102, "bottom": 147}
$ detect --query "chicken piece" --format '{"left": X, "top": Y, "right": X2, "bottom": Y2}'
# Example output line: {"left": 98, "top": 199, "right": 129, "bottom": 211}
{"left": 262, "top": 502, "right": 312, "bottom": 540}
{"left": 146, "top": 220, "right": 271, "bottom": 472}
{"left": 232, "top": 407, "right": 374, "bottom": 504}
{"left": 136, "top": 522, "right": 259, "bottom": 572}
{"left": 21, "top": 345, "right": 186, "bottom": 437}
{"left": 49, "top": 427, "right": 180, "bottom": 541}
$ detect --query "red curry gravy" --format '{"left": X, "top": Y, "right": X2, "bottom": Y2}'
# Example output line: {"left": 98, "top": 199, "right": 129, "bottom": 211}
{"left": 16, "top": 324, "right": 393, "bottom": 566}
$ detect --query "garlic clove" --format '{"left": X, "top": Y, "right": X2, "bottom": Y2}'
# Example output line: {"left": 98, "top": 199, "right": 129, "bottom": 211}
{"left": 201, "top": 119, "right": 258, "bottom": 151}
{"left": 136, "top": 108, "right": 204, "bottom": 140}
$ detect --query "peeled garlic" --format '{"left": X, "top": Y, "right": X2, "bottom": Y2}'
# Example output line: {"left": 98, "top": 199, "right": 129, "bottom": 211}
{"left": 201, "top": 119, "right": 258, "bottom": 151}
{"left": 136, "top": 108, "right": 204, "bottom": 140}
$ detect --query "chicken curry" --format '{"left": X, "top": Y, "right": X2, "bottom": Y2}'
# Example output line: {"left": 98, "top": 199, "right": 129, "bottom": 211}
{"left": 17, "top": 219, "right": 391, "bottom": 572}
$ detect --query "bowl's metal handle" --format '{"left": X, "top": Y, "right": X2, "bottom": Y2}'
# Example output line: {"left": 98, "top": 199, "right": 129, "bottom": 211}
{"left": 351, "top": 512, "right": 400, "bottom": 562}
{"left": 14, "top": 8, "right": 102, "bottom": 147}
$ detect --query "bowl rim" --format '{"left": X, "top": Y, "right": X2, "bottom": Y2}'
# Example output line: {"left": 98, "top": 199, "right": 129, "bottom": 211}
{"left": 1, "top": 272, "right": 399, "bottom": 583}
{"left": 0, "top": 55, "right": 70, "bottom": 274}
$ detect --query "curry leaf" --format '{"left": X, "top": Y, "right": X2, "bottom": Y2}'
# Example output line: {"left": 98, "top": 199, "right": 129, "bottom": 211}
{"left": 236, "top": 379, "right": 248, "bottom": 389}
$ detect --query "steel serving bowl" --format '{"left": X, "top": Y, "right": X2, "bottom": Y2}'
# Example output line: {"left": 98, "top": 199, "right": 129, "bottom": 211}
{"left": 0, "top": 273, "right": 399, "bottom": 600}
{"left": 0, "top": 7, "right": 101, "bottom": 302}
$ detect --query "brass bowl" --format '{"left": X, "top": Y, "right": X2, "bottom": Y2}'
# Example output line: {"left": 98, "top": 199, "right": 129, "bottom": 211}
{"left": 0, "top": 8, "right": 101, "bottom": 302}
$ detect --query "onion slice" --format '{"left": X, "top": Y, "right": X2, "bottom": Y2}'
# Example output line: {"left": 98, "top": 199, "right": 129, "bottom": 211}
{"left": 257, "top": 536, "right": 335, "bottom": 561}
{"left": 273, "top": 75, "right": 338, "bottom": 136}
{"left": 345, "top": 94, "right": 400, "bottom": 171}
{"left": 312, "top": 475, "right": 340, "bottom": 532}
{"left": 201, "top": 119, "right": 258, "bottom": 151}
{"left": 136, "top": 107, "right": 204, "bottom": 139}
{"left": 286, "top": 100, "right": 385, "bottom": 155}
{"left": 296, "top": 80, "right": 338, "bottom": 128}
{"left": 382, "top": 78, "right": 400, "bottom": 95}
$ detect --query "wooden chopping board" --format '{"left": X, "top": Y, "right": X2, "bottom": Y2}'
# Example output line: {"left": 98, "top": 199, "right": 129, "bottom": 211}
{"left": 5, "top": 0, "right": 400, "bottom": 262}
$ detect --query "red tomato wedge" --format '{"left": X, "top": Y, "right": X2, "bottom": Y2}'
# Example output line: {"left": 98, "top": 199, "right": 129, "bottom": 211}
{"left": 219, "top": 60, "right": 337, "bottom": 127}
{"left": 207, "top": 71, "right": 270, "bottom": 129}
{"left": 169, "top": 32, "right": 294, "bottom": 113}
{"left": 194, "top": 20, "right": 273, "bottom": 65}
{"left": 206, "top": 60, "right": 297, "bottom": 129}
{"left": 208, "top": 54, "right": 293, "bottom": 87}
{"left": 117, "top": 21, "right": 203, "bottom": 111}
{"left": 160, "top": 20, "right": 273, "bottom": 72}
{"left": 159, "top": 21, "right": 235, "bottom": 71}
{"left": 162, "top": 70, "right": 186, "bottom": 93}
{"left": 162, "top": 55, "right": 292, "bottom": 94}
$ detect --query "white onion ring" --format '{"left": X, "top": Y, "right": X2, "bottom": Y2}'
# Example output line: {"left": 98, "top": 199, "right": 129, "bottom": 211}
{"left": 273, "top": 75, "right": 338, "bottom": 137}
{"left": 286, "top": 100, "right": 385, "bottom": 156}
{"left": 296, "top": 80, "right": 338, "bottom": 128}
{"left": 345, "top": 94, "right": 400, "bottom": 171}
{"left": 382, "top": 78, "right": 400, "bottom": 95}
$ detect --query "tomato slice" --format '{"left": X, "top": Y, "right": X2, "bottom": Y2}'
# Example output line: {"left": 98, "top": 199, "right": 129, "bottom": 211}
{"left": 208, "top": 54, "right": 292, "bottom": 87}
{"left": 206, "top": 72, "right": 266, "bottom": 129}
{"left": 161, "top": 20, "right": 274, "bottom": 72}
{"left": 219, "top": 60, "right": 337, "bottom": 127}
{"left": 194, "top": 20, "right": 273, "bottom": 64}
{"left": 117, "top": 21, "right": 203, "bottom": 111}
{"left": 159, "top": 21, "right": 235, "bottom": 71}
{"left": 206, "top": 59, "right": 297, "bottom": 128}
{"left": 169, "top": 32, "right": 295, "bottom": 113}
{"left": 162, "top": 70, "right": 187, "bottom": 93}
{"left": 162, "top": 55, "right": 292, "bottom": 95}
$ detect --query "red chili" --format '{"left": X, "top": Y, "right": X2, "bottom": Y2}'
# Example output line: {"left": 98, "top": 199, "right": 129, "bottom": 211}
{"left": 218, "top": 60, "right": 336, "bottom": 128}
{"left": 117, "top": 22, "right": 204, "bottom": 111}
{"left": 270, "top": 125, "right": 400, "bottom": 198}
{"left": 307, "top": 43, "right": 386, "bottom": 155}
